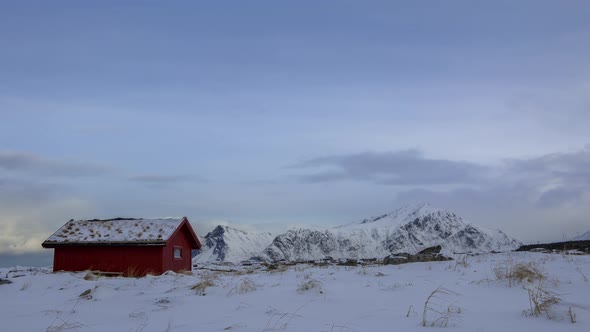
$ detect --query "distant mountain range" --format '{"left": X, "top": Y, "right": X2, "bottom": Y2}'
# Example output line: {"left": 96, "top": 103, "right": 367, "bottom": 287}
{"left": 193, "top": 225, "right": 274, "bottom": 264}
{"left": 574, "top": 230, "right": 590, "bottom": 241}
{"left": 192, "top": 204, "right": 522, "bottom": 264}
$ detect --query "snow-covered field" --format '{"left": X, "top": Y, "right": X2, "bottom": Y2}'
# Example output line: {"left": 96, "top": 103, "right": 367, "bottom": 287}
{"left": 1, "top": 252, "right": 589, "bottom": 331}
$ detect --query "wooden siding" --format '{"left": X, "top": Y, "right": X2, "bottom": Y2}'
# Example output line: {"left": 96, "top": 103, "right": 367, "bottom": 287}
{"left": 53, "top": 246, "right": 164, "bottom": 276}
{"left": 162, "top": 223, "right": 194, "bottom": 272}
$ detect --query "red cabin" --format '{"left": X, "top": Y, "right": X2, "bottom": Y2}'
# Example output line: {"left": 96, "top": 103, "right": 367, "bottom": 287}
{"left": 42, "top": 217, "right": 201, "bottom": 276}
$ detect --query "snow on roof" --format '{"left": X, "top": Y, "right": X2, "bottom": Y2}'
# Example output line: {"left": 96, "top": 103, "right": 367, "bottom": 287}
{"left": 43, "top": 217, "right": 185, "bottom": 245}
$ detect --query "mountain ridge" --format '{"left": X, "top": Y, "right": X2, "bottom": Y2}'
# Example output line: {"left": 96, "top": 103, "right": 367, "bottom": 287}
{"left": 192, "top": 225, "right": 274, "bottom": 264}
{"left": 193, "top": 204, "right": 522, "bottom": 263}
{"left": 263, "top": 204, "right": 521, "bottom": 261}
{"left": 574, "top": 230, "right": 590, "bottom": 241}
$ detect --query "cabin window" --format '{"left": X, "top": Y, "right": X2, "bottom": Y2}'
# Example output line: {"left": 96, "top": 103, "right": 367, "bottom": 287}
{"left": 174, "top": 247, "right": 182, "bottom": 259}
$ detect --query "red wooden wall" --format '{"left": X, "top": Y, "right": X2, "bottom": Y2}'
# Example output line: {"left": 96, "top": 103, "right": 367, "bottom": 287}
{"left": 162, "top": 223, "right": 194, "bottom": 272}
{"left": 53, "top": 246, "right": 164, "bottom": 276}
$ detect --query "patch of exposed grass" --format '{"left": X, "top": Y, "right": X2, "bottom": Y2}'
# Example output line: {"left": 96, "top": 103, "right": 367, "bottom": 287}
{"left": 493, "top": 259, "right": 545, "bottom": 287}
{"left": 267, "top": 264, "right": 289, "bottom": 273}
{"left": 523, "top": 279, "right": 561, "bottom": 319}
{"left": 297, "top": 278, "right": 323, "bottom": 294}
{"left": 227, "top": 277, "right": 260, "bottom": 296}
{"left": 263, "top": 303, "right": 307, "bottom": 331}
{"left": 83, "top": 272, "right": 98, "bottom": 281}
{"left": 422, "top": 286, "right": 462, "bottom": 327}
{"left": 191, "top": 272, "right": 218, "bottom": 296}
{"left": 20, "top": 281, "right": 31, "bottom": 291}
{"left": 569, "top": 306, "right": 576, "bottom": 323}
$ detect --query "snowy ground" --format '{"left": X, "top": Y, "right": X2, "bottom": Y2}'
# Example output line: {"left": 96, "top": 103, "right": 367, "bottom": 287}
{"left": 1, "top": 252, "right": 589, "bottom": 331}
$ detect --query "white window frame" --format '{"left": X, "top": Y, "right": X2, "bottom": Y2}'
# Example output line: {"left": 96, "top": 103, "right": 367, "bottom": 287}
{"left": 173, "top": 247, "right": 182, "bottom": 259}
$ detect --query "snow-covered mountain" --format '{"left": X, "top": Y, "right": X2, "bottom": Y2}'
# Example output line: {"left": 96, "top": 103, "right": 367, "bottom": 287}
{"left": 193, "top": 225, "right": 274, "bottom": 264}
{"left": 262, "top": 204, "right": 521, "bottom": 261}
{"left": 573, "top": 230, "right": 590, "bottom": 241}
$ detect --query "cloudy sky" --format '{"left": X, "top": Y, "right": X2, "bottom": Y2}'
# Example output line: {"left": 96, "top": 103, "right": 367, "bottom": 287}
{"left": 1, "top": 1, "right": 589, "bottom": 265}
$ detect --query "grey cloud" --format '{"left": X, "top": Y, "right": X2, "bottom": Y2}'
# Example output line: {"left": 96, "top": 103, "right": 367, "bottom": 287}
{"left": 536, "top": 186, "right": 586, "bottom": 208}
{"left": 129, "top": 174, "right": 197, "bottom": 189}
{"left": 502, "top": 146, "right": 590, "bottom": 194}
{"left": 293, "top": 150, "right": 488, "bottom": 186}
{"left": 297, "top": 171, "right": 349, "bottom": 183}
{"left": 0, "top": 177, "right": 64, "bottom": 204}
{"left": 130, "top": 174, "right": 189, "bottom": 183}
{"left": 0, "top": 152, "right": 107, "bottom": 177}
{"left": 391, "top": 146, "right": 590, "bottom": 242}
{"left": 506, "top": 147, "right": 590, "bottom": 174}
{"left": 294, "top": 146, "right": 590, "bottom": 207}
{"left": 395, "top": 182, "right": 590, "bottom": 243}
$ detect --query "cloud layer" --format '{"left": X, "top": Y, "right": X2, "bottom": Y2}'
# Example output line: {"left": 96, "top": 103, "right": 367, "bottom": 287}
{"left": 293, "top": 150, "right": 488, "bottom": 186}
{"left": 0, "top": 152, "right": 107, "bottom": 177}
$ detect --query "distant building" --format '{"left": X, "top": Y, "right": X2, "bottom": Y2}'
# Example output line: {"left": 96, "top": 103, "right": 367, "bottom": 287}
{"left": 42, "top": 217, "right": 201, "bottom": 276}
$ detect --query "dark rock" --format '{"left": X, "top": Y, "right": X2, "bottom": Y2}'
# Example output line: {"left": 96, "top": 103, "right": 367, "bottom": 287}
{"left": 418, "top": 245, "right": 442, "bottom": 255}
{"left": 383, "top": 255, "right": 408, "bottom": 265}
{"left": 383, "top": 250, "right": 451, "bottom": 265}
{"left": 0, "top": 278, "right": 12, "bottom": 285}
{"left": 337, "top": 259, "right": 358, "bottom": 266}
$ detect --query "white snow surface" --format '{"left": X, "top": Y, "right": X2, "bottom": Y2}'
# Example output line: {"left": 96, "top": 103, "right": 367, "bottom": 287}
{"left": 262, "top": 204, "right": 522, "bottom": 261}
{"left": 193, "top": 225, "right": 274, "bottom": 264}
{"left": 2, "top": 252, "right": 589, "bottom": 331}
{"left": 44, "top": 218, "right": 184, "bottom": 244}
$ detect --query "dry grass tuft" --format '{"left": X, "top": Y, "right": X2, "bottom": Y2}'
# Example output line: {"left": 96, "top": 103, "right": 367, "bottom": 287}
{"left": 493, "top": 258, "right": 567, "bottom": 320}
{"left": 268, "top": 264, "right": 289, "bottom": 273}
{"left": 46, "top": 320, "right": 85, "bottom": 332}
{"left": 322, "top": 323, "right": 354, "bottom": 332}
{"left": 124, "top": 265, "right": 142, "bottom": 278}
{"left": 568, "top": 306, "right": 576, "bottom": 323}
{"left": 524, "top": 279, "right": 560, "bottom": 319}
{"left": 512, "top": 263, "right": 545, "bottom": 283}
{"left": 422, "top": 286, "right": 462, "bottom": 327}
{"left": 297, "top": 279, "right": 323, "bottom": 294}
{"left": 83, "top": 272, "right": 98, "bottom": 281}
{"left": 493, "top": 260, "right": 545, "bottom": 287}
{"left": 227, "top": 277, "right": 260, "bottom": 296}
{"left": 263, "top": 303, "right": 307, "bottom": 331}
{"left": 191, "top": 273, "right": 218, "bottom": 296}
{"left": 20, "top": 281, "right": 31, "bottom": 291}
{"left": 406, "top": 305, "right": 417, "bottom": 317}
{"left": 191, "top": 279, "right": 215, "bottom": 296}
{"left": 576, "top": 266, "right": 588, "bottom": 282}
{"left": 453, "top": 254, "right": 469, "bottom": 271}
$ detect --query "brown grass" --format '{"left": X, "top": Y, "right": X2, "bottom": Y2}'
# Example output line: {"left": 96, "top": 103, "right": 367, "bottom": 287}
{"left": 227, "top": 277, "right": 259, "bottom": 296}
{"left": 525, "top": 279, "right": 560, "bottom": 319}
{"left": 493, "top": 260, "right": 545, "bottom": 287}
{"left": 191, "top": 272, "right": 218, "bottom": 296}
{"left": 263, "top": 303, "right": 307, "bottom": 331}
{"left": 422, "top": 286, "right": 462, "bottom": 327}
{"left": 125, "top": 265, "right": 141, "bottom": 278}
{"left": 297, "top": 279, "right": 323, "bottom": 294}
{"left": 569, "top": 306, "right": 576, "bottom": 324}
